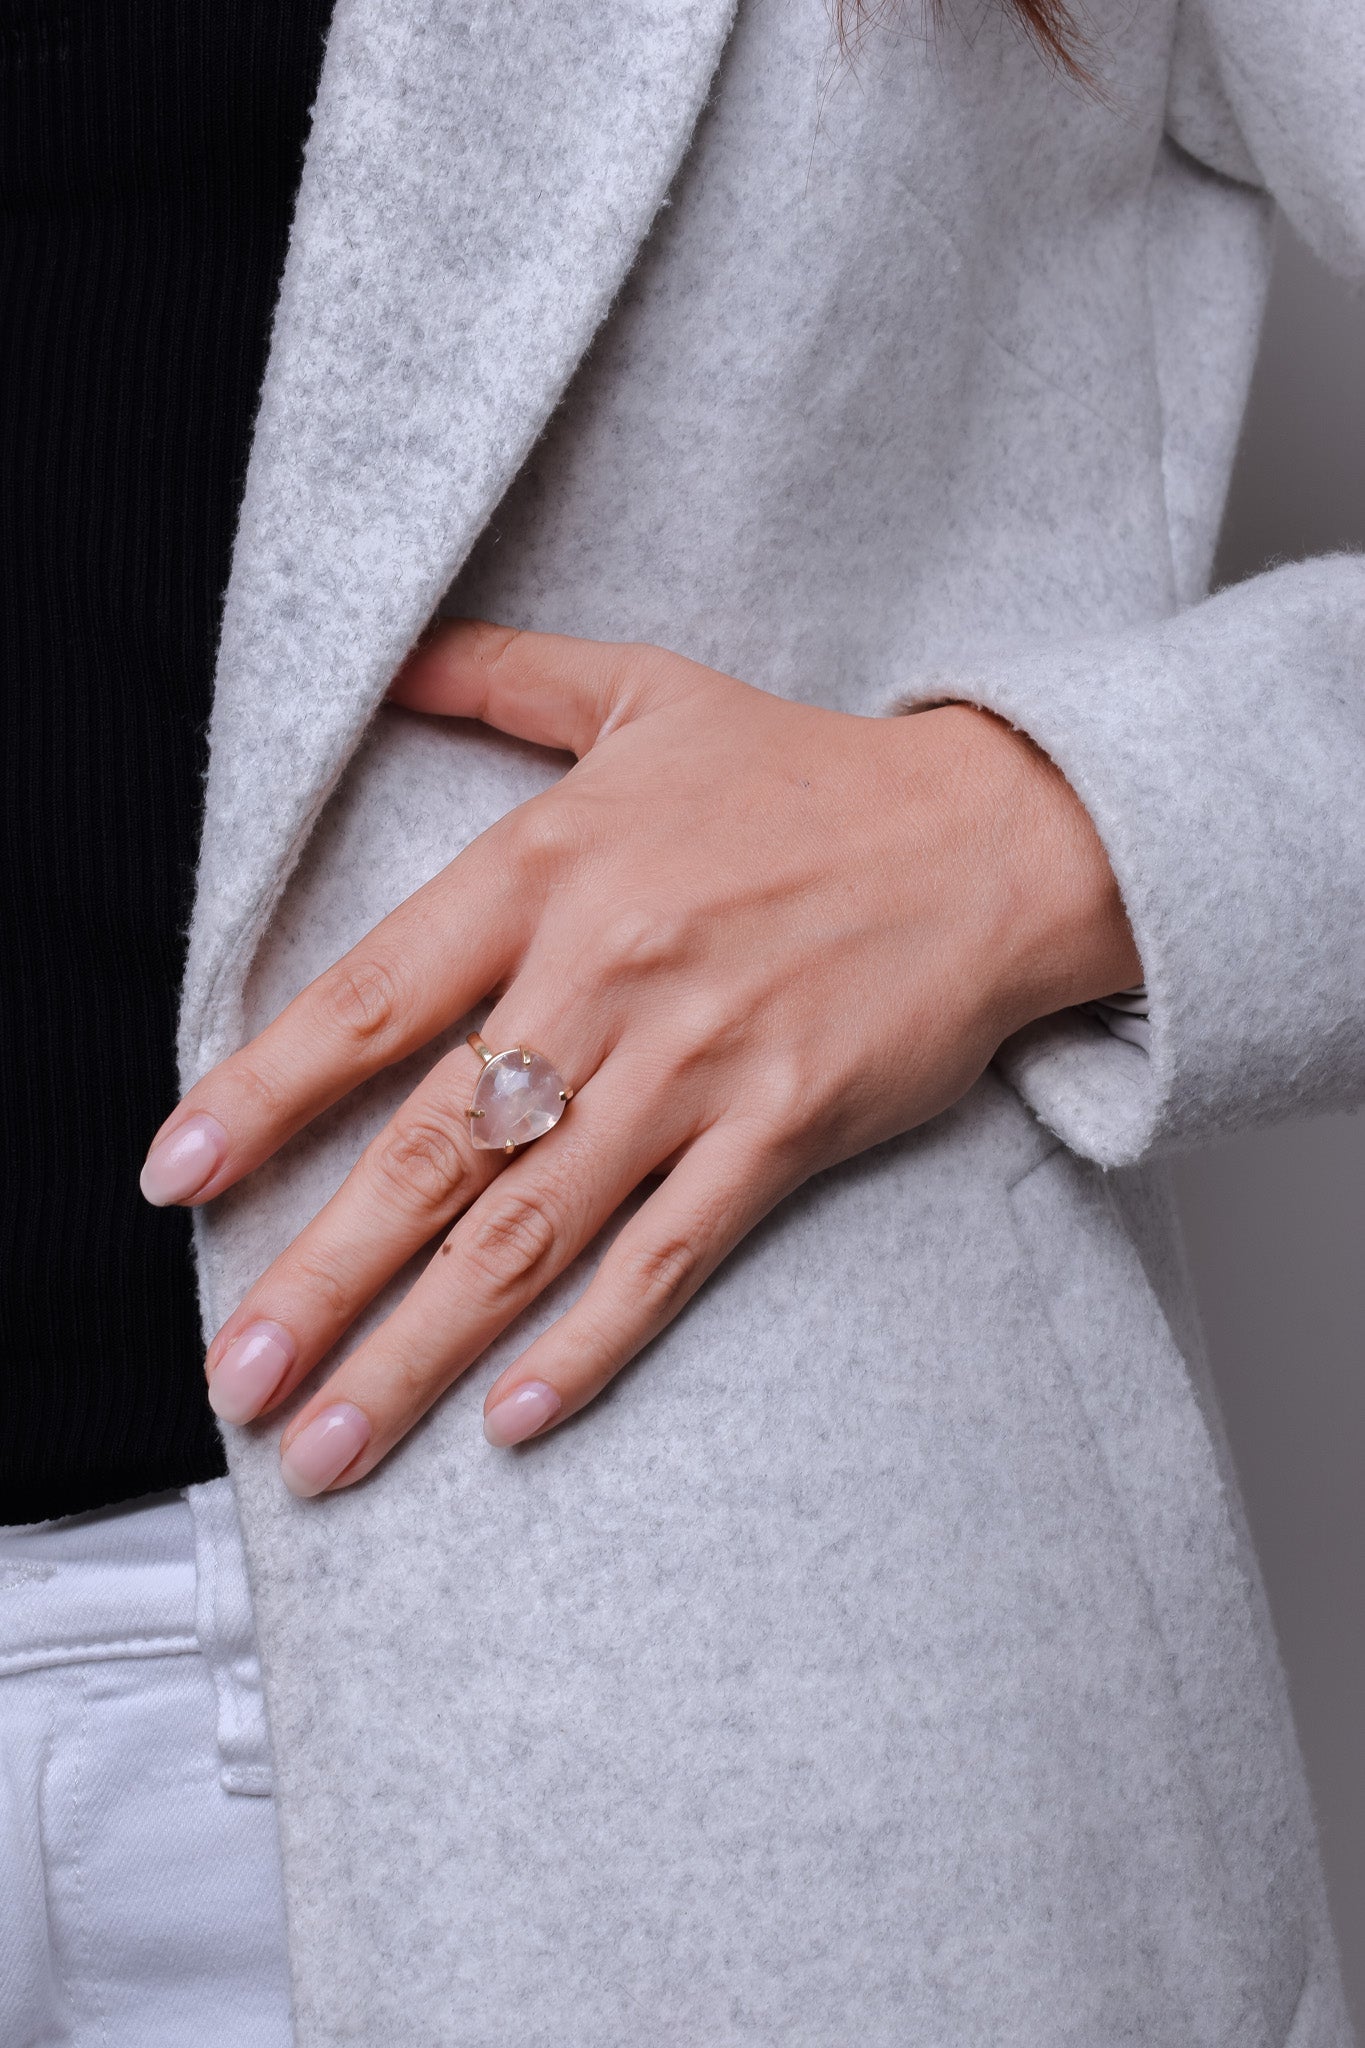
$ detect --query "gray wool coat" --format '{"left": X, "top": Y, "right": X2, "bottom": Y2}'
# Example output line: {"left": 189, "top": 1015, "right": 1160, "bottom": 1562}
{"left": 182, "top": 1, "right": 1365, "bottom": 2040}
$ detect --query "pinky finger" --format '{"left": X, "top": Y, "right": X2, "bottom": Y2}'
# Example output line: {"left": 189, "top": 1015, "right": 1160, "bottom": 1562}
{"left": 480, "top": 1122, "right": 791, "bottom": 1446}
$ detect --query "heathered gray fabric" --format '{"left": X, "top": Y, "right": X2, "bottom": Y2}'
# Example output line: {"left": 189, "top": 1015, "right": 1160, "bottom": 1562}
{"left": 182, "top": 0, "right": 1364, "bottom": 2040}
{"left": 904, "top": 560, "right": 1365, "bottom": 1165}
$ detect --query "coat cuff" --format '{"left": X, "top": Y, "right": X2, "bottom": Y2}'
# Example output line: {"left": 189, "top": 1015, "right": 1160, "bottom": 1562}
{"left": 895, "top": 559, "right": 1365, "bottom": 1167}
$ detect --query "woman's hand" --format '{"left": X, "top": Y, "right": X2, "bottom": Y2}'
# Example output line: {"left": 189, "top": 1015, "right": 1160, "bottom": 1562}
{"left": 141, "top": 622, "right": 1140, "bottom": 1496}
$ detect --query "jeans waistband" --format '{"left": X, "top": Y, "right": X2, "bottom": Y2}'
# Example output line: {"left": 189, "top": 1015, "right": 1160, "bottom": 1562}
{"left": 0, "top": 1488, "right": 198, "bottom": 1677}
{"left": 0, "top": 1476, "right": 274, "bottom": 1797}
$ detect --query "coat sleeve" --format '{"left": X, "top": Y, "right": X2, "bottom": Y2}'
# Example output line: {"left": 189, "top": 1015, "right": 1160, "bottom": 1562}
{"left": 896, "top": 5, "right": 1365, "bottom": 1170}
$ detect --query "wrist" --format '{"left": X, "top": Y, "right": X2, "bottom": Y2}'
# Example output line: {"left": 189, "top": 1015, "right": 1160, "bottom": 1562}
{"left": 909, "top": 702, "right": 1142, "bottom": 1037}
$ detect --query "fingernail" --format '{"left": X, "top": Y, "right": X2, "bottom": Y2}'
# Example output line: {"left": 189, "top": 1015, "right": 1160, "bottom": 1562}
{"left": 280, "top": 1403, "right": 371, "bottom": 1498}
{"left": 139, "top": 1113, "right": 229, "bottom": 1206}
{"left": 484, "top": 1380, "right": 562, "bottom": 1447}
{"left": 207, "top": 1322, "right": 295, "bottom": 1424}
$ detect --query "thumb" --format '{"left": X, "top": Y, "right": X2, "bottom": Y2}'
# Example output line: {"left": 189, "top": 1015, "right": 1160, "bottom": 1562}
{"left": 388, "top": 618, "right": 674, "bottom": 758}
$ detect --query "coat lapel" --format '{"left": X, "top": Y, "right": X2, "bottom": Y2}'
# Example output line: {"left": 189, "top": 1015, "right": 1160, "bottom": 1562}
{"left": 181, "top": 0, "right": 737, "bottom": 1081}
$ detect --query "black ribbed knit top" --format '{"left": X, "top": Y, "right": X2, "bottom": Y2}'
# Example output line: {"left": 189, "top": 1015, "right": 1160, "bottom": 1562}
{"left": 1, "top": 0, "right": 334, "bottom": 1522}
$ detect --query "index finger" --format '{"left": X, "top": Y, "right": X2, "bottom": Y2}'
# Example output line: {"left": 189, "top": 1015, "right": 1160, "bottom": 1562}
{"left": 139, "top": 823, "right": 528, "bottom": 1208}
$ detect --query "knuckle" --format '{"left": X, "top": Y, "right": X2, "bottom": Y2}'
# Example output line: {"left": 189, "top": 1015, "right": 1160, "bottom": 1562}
{"left": 753, "top": 1055, "right": 812, "bottom": 1134}
{"left": 222, "top": 1055, "right": 289, "bottom": 1125}
{"left": 367, "top": 1335, "right": 440, "bottom": 1416}
{"left": 462, "top": 1190, "right": 559, "bottom": 1302}
{"left": 371, "top": 1111, "right": 468, "bottom": 1210}
{"left": 283, "top": 1244, "right": 356, "bottom": 1326}
{"left": 514, "top": 798, "right": 590, "bottom": 880}
{"left": 672, "top": 990, "right": 744, "bottom": 1068}
{"left": 620, "top": 1234, "right": 700, "bottom": 1319}
{"left": 480, "top": 621, "right": 526, "bottom": 681}
{"left": 319, "top": 955, "right": 406, "bottom": 1052}
{"left": 598, "top": 903, "right": 683, "bottom": 975}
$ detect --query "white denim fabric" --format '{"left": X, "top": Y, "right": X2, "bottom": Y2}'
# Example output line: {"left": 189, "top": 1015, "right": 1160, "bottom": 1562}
{"left": 0, "top": 1480, "right": 292, "bottom": 2048}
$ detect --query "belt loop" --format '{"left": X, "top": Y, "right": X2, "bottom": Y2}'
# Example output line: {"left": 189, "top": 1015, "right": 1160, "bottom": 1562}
{"left": 185, "top": 1477, "right": 275, "bottom": 1797}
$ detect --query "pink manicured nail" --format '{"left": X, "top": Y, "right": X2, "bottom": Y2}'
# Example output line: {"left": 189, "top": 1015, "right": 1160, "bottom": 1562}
{"left": 280, "top": 1404, "right": 371, "bottom": 1498}
{"left": 139, "top": 1113, "right": 229, "bottom": 1206}
{"left": 208, "top": 1322, "right": 295, "bottom": 1425}
{"left": 483, "top": 1380, "right": 562, "bottom": 1447}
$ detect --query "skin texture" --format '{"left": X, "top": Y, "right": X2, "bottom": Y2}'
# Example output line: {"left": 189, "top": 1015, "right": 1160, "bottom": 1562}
{"left": 141, "top": 621, "right": 1140, "bottom": 1494}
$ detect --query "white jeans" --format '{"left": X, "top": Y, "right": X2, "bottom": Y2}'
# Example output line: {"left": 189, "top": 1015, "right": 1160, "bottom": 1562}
{"left": 0, "top": 1480, "right": 293, "bottom": 2047}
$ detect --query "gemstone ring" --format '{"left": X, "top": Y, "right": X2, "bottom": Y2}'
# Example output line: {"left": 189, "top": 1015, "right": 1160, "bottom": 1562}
{"left": 464, "top": 1032, "right": 573, "bottom": 1155}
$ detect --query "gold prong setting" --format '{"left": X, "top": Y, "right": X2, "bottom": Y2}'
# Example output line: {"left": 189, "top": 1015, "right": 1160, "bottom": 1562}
{"left": 465, "top": 1032, "right": 571, "bottom": 1153}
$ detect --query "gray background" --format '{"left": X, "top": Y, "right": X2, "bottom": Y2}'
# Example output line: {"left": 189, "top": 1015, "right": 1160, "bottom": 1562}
{"left": 1179, "top": 219, "right": 1365, "bottom": 2029}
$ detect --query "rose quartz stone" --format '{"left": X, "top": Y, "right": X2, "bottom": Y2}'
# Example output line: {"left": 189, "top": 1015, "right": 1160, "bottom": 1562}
{"left": 469, "top": 1048, "right": 567, "bottom": 1151}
